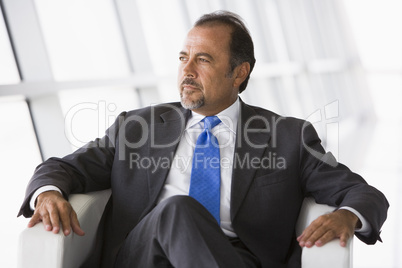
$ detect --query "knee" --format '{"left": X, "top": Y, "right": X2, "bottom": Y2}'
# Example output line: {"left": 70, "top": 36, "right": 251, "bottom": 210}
{"left": 154, "top": 195, "right": 210, "bottom": 220}
{"left": 151, "top": 196, "right": 217, "bottom": 226}
{"left": 158, "top": 195, "right": 199, "bottom": 211}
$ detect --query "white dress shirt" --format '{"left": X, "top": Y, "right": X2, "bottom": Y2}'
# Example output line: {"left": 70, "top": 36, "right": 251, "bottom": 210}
{"left": 157, "top": 98, "right": 239, "bottom": 237}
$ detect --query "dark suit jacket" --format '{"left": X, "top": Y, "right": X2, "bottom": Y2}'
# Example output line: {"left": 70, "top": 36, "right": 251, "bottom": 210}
{"left": 19, "top": 100, "right": 388, "bottom": 267}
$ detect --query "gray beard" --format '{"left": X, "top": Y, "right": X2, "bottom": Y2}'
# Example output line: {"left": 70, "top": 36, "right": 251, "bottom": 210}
{"left": 180, "top": 93, "right": 205, "bottom": 110}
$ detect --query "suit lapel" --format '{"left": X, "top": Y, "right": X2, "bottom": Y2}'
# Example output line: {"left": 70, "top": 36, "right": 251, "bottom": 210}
{"left": 147, "top": 105, "right": 191, "bottom": 205}
{"left": 142, "top": 101, "right": 272, "bottom": 221}
{"left": 230, "top": 101, "right": 271, "bottom": 220}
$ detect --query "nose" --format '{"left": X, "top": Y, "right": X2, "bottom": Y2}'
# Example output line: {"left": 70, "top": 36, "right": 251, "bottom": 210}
{"left": 182, "top": 59, "right": 197, "bottom": 78}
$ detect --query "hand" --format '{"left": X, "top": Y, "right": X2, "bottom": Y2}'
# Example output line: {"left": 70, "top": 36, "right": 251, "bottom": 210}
{"left": 297, "top": 209, "right": 359, "bottom": 248}
{"left": 27, "top": 191, "right": 85, "bottom": 236}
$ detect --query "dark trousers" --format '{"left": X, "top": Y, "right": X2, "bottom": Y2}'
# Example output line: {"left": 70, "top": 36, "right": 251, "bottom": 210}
{"left": 114, "top": 196, "right": 261, "bottom": 268}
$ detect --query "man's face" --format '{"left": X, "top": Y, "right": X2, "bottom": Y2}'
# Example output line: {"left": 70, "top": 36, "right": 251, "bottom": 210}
{"left": 177, "top": 24, "right": 241, "bottom": 116}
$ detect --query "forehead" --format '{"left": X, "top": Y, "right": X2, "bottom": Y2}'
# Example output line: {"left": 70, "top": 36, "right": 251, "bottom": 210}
{"left": 182, "top": 25, "right": 232, "bottom": 54}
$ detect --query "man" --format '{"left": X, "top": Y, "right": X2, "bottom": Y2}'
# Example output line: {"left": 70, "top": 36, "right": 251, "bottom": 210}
{"left": 19, "top": 11, "right": 388, "bottom": 267}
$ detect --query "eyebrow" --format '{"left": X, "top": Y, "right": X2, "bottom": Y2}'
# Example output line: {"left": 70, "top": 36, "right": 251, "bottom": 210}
{"left": 179, "top": 51, "right": 214, "bottom": 61}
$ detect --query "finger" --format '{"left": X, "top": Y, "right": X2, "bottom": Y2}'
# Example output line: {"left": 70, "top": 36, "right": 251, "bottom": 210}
{"left": 41, "top": 212, "right": 54, "bottom": 231}
{"left": 298, "top": 219, "right": 324, "bottom": 247}
{"left": 313, "top": 229, "right": 336, "bottom": 247}
{"left": 27, "top": 212, "right": 41, "bottom": 228}
{"left": 304, "top": 228, "right": 327, "bottom": 248}
{"left": 70, "top": 210, "right": 85, "bottom": 236}
{"left": 48, "top": 209, "right": 61, "bottom": 234}
{"left": 57, "top": 203, "right": 72, "bottom": 236}
{"left": 307, "top": 223, "right": 351, "bottom": 247}
{"left": 339, "top": 232, "right": 351, "bottom": 247}
{"left": 297, "top": 225, "right": 315, "bottom": 244}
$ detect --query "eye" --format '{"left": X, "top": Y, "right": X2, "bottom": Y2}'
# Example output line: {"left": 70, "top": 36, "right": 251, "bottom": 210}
{"left": 179, "top": 56, "right": 187, "bottom": 62}
{"left": 199, "top": 58, "right": 210, "bottom": 63}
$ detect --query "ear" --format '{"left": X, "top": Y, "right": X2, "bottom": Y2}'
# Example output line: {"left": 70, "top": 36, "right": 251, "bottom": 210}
{"left": 233, "top": 62, "right": 250, "bottom": 88}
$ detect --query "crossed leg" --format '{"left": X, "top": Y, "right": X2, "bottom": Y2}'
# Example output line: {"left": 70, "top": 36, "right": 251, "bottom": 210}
{"left": 114, "top": 196, "right": 260, "bottom": 268}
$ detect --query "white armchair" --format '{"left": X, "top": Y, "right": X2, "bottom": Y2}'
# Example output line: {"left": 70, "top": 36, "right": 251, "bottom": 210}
{"left": 18, "top": 191, "right": 352, "bottom": 268}
{"left": 18, "top": 189, "right": 111, "bottom": 268}
{"left": 296, "top": 198, "right": 353, "bottom": 268}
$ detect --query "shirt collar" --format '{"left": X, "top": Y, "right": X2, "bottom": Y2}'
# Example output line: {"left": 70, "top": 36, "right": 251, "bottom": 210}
{"left": 186, "top": 97, "right": 239, "bottom": 134}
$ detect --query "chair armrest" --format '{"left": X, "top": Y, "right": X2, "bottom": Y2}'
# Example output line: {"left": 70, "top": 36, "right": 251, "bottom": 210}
{"left": 296, "top": 197, "right": 353, "bottom": 268}
{"left": 18, "top": 189, "right": 111, "bottom": 268}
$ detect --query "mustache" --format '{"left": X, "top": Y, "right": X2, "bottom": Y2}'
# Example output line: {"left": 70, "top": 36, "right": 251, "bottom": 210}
{"left": 181, "top": 78, "right": 202, "bottom": 89}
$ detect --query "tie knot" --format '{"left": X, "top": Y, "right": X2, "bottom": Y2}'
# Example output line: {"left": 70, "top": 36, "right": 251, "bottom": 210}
{"left": 203, "top": 116, "right": 221, "bottom": 131}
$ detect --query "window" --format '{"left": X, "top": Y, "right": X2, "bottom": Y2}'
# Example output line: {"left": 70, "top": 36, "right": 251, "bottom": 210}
{"left": 136, "top": 0, "right": 187, "bottom": 76}
{"left": 0, "top": 6, "right": 19, "bottom": 84}
{"left": 34, "top": 0, "right": 130, "bottom": 81}
{"left": 0, "top": 96, "right": 42, "bottom": 268}
{"left": 59, "top": 87, "right": 140, "bottom": 150}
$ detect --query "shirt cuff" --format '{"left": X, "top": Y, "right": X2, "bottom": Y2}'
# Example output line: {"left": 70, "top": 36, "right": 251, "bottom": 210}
{"left": 29, "top": 185, "right": 62, "bottom": 211}
{"left": 339, "top": 206, "right": 371, "bottom": 235}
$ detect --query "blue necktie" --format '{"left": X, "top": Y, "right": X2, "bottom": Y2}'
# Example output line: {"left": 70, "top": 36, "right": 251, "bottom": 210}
{"left": 189, "top": 116, "right": 221, "bottom": 224}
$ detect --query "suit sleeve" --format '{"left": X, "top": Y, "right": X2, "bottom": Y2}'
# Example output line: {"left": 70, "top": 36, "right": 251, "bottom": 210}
{"left": 18, "top": 112, "right": 126, "bottom": 218}
{"left": 298, "top": 121, "right": 389, "bottom": 245}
